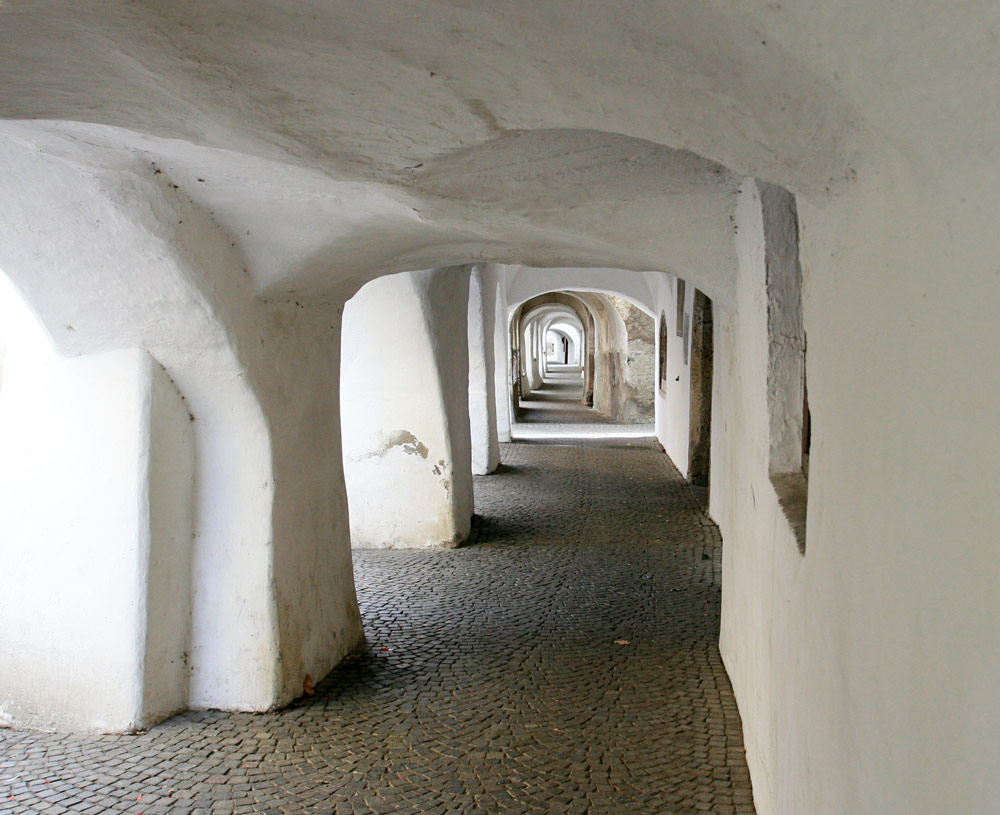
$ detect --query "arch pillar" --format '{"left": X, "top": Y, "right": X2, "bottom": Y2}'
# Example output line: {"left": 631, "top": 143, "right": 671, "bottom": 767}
{"left": 467, "top": 265, "right": 501, "bottom": 474}
{"left": 0, "top": 148, "right": 365, "bottom": 729}
{"left": 492, "top": 269, "right": 513, "bottom": 443}
{"left": 342, "top": 267, "right": 474, "bottom": 548}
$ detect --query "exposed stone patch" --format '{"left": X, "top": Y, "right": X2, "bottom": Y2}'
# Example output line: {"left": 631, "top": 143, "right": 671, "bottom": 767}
{"left": 611, "top": 296, "right": 655, "bottom": 422}
{"left": 362, "top": 429, "right": 429, "bottom": 460}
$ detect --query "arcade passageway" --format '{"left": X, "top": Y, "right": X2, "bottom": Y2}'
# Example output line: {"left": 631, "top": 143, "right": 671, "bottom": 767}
{"left": 0, "top": 418, "right": 753, "bottom": 814}
{"left": 517, "top": 364, "right": 592, "bottom": 423}
{"left": 4, "top": 5, "right": 998, "bottom": 811}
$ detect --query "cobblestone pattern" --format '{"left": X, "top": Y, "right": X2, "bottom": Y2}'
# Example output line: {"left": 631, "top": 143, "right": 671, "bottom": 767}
{"left": 1, "top": 437, "right": 755, "bottom": 814}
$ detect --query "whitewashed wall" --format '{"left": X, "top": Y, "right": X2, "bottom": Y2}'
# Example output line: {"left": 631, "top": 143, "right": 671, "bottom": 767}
{"left": 712, "top": 180, "right": 801, "bottom": 812}
{"left": 652, "top": 273, "right": 693, "bottom": 473}
{"left": 715, "top": 167, "right": 1000, "bottom": 815}
{"left": 0, "top": 278, "right": 194, "bottom": 730}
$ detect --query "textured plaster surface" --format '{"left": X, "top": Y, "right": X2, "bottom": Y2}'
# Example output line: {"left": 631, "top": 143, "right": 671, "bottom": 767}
{"left": 759, "top": 183, "right": 805, "bottom": 477}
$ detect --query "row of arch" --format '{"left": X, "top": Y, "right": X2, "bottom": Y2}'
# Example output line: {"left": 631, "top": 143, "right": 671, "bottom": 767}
{"left": 510, "top": 289, "right": 657, "bottom": 423}
{"left": 0, "top": 6, "right": 992, "bottom": 806}
{"left": 0, "top": 183, "right": 805, "bottom": 748}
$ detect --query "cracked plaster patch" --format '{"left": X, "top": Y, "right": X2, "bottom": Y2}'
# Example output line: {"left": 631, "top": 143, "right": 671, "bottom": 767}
{"left": 359, "top": 430, "right": 428, "bottom": 461}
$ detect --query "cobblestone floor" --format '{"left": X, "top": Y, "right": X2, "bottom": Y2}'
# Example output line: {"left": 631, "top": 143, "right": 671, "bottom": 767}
{"left": 516, "top": 368, "right": 654, "bottom": 433}
{"left": 1, "top": 435, "right": 755, "bottom": 814}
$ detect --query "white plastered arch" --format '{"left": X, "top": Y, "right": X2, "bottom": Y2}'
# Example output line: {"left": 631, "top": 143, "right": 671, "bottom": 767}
{"left": 0, "top": 138, "right": 364, "bottom": 730}
{"left": 506, "top": 266, "right": 658, "bottom": 318}
{"left": 546, "top": 321, "right": 583, "bottom": 365}
{"left": 519, "top": 301, "right": 589, "bottom": 388}
{"left": 530, "top": 306, "right": 587, "bottom": 378}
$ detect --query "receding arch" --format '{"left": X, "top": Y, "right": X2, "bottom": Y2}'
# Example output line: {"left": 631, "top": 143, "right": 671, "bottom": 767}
{"left": 512, "top": 288, "right": 654, "bottom": 424}
{"left": 512, "top": 293, "right": 595, "bottom": 410}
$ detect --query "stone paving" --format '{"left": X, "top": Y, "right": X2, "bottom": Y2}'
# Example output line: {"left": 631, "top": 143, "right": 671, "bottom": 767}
{"left": 1, "top": 434, "right": 755, "bottom": 814}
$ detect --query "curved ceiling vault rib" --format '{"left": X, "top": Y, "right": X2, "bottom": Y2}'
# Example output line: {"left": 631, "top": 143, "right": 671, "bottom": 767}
{"left": 507, "top": 265, "right": 660, "bottom": 318}
{"left": 3, "top": 0, "right": 863, "bottom": 312}
{"left": 0, "top": 0, "right": 867, "bottom": 189}
{"left": 0, "top": 117, "right": 745, "bottom": 306}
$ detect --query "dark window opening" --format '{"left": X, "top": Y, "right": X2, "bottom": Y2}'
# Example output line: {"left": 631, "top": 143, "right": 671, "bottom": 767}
{"left": 658, "top": 312, "right": 668, "bottom": 393}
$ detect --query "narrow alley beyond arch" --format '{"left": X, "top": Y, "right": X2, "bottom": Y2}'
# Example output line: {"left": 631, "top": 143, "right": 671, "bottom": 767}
{"left": 0, "top": 432, "right": 754, "bottom": 814}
